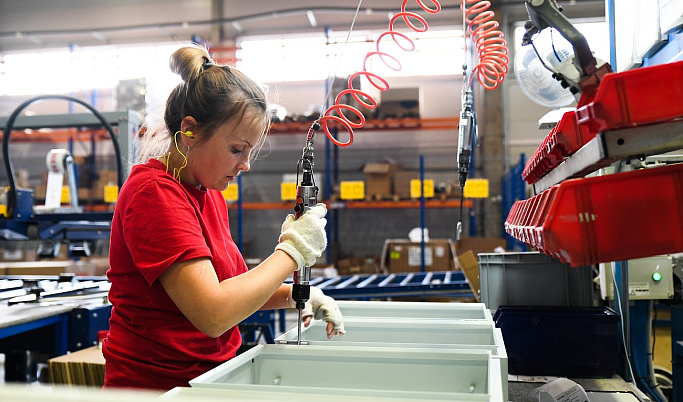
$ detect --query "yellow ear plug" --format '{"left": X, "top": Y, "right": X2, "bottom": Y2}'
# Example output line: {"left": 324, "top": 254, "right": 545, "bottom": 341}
{"left": 184, "top": 131, "right": 195, "bottom": 138}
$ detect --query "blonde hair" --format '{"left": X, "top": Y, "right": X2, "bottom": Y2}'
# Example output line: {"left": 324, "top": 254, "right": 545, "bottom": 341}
{"left": 137, "top": 45, "right": 270, "bottom": 164}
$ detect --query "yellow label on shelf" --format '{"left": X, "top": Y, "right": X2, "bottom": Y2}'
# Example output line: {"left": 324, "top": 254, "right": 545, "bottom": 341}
{"left": 222, "top": 184, "right": 239, "bottom": 201}
{"left": 60, "top": 186, "right": 70, "bottom": 203}
{"left": 280, "top": 182, "right": 297, "bottom": 201}
{"left": 464, "top": 178, "right": 489, "bottom": 198}
{"left": 410, "top": 179, "right": 434, "bottom": 198}
{"left": 340, "top": 181, "right": 365, "bottom": 200}
{"left": 104, "top": 184, "right": 119, "bottom": 203}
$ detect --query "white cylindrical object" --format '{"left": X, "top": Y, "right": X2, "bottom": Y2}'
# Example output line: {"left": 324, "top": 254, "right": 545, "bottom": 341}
{"left": 44, "top": 149, "right": 79, "bottom": 209}
{"left": 46, "top": 149, "right": 69, "bottom": 173}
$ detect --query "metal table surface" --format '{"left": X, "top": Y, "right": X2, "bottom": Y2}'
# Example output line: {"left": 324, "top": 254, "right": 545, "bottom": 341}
{"left": 0, "top": 303, "right": 72, "bottom": 356}
{"left": 0, "top": 303, "right": 73, "bottom": 332}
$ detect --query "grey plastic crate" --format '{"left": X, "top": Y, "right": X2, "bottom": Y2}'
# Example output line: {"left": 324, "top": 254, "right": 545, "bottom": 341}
{"left": 478, "top": 252, "right": 594, "bottom": 310}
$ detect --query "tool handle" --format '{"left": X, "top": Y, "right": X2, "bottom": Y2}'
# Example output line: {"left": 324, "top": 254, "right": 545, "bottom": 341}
{"left": 292, "top": 182, "right": 318, "bottom": 293}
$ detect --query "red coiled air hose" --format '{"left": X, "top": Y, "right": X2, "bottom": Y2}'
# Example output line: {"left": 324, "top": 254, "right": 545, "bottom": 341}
{"left": 318, "top": 0, "right": 441, "bottom": 147}
{"left": 462, "top": 0, "right": 508, "bottom": 89}
{"left": 317, "top": 0, "right": 506, "bottom": 146}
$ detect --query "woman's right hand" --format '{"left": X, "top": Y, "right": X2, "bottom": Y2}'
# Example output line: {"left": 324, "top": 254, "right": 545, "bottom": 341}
{"left": 275, "top": 203, "right": 327, "bottom": 270}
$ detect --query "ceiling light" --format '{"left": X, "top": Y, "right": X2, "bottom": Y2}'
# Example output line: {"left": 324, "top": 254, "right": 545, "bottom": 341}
{"left": 15, "top": 32, "right": 43, "bottom": 45}
{"left": 231, "top": 21, "right": 244, "bottom": 33}
{"left": 91, "top": 31, "right": 107, "bottom": 42}
{"left": 306, "top": 10, "right": 317, "bottom": 28}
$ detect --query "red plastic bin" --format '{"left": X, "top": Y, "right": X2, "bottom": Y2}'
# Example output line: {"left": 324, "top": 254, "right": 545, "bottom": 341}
{"left": 524, "top": 61, "right": 683, "bottom": 185}
{"left": 576, "top": 60, "right": 683, "bottom": 133}
{"left": 507, "top": 163, "right": 683, "bottom": 267}
{"left": 523, "top": 110, "right": 597, "bottom": 184}
{"left": 530, "top": 187, "right": 557, "bottom": 250}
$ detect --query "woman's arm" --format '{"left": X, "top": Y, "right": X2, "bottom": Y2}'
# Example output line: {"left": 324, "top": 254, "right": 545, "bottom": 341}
{"left": 260, "top": 283, "right": 294, "bottom": 310}
{"left": 158, "top": 250, "right": 296, "bottom": 338}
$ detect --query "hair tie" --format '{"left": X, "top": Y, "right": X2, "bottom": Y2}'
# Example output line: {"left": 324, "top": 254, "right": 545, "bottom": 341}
{"left": 202, "top": 58, "right": 215, "bottom": 71}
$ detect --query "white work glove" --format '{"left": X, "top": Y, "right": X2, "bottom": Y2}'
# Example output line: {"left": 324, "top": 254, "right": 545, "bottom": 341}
{"left": 301, "top": 286, "right": 345, "bottom": 338}
{"left": 275, "top": 203, "right": 327, "bottom": 271}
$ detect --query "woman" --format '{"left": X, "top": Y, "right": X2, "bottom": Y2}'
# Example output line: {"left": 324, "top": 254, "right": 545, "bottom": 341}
{"left": 103, "top": 45, "right": 344, "bottom": 391}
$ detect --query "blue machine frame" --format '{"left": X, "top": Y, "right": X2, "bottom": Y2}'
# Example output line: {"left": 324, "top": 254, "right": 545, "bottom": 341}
{"left": 0, "top": 103, "right": 139, "bottom": 245}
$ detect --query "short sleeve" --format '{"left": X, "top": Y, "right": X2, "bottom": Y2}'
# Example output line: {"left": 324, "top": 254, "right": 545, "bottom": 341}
{"left": 121, "top": 179, "right": 212, "bottom": 285}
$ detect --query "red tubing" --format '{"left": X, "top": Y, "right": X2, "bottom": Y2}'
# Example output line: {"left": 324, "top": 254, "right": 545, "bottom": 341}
{"left": 319, "top": 0, "right": 441, "bottom": 147}
{"left": 317, "top": 0, "right": 506, "bottom": 146}
{"left": 462, "top": 0, "right": 508, "bottom": 90}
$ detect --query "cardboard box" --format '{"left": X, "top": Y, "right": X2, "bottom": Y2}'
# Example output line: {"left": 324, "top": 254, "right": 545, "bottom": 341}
{"left": 381, "top": 239, "right": 459, "bottom": 273}
{"left": 456, "top": 237, "right": 507, "bottom": 257}
{"left": 78, "top": 188, "right": 92, "bottom": 203}
{"left": 335, "top": 256, "right": 379, "bottom": 276}
{"left": 49, "top": 346, "right": 105, "bottom": 386}
{"left": 363, "top": 162, "right": 401, "bottom": 198}
{"left": 1, "top": 261, "right": 74, "bottom": 275}
{"left": 1, "top": 248, "right": 25, "bottom": 262}
{"left": 377, "top": 87, "right": 420, "bottom": 119}
{"left": 393, "top": 171, "right": 419, "bottom": 198}
{"left": 457, "top": 250, "right": 480, "bottom": 301}
{"left": 35, "top": 183, "right": 47, "bottom": 200}
{"left": 92, "top": 170, "right": 118, "bottom": 201}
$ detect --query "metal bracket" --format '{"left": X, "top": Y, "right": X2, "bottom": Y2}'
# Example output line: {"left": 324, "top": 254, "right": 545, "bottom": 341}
{"left": 533, "top": 119, "right": 683, "bottom": 193}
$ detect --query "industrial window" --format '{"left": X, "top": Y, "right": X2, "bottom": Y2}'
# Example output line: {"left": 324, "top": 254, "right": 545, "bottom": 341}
{"left": 0, "top": 44, "right": 180, "bottom": 97}
{"left": 0, "top": 29, "right": 463, "bottom": 99}
{"left": 237, "top": 29, "right": 465, "bottom": 83}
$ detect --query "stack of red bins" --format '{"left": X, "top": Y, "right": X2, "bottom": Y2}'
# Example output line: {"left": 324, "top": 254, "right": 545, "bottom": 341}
{"left": 522, "top": 110, "right": 595, "bottom": 184}
{"left": 505, "top": 187, "right": 558, "bottom": 256}
{"left": 522, "top": 59, "right": 683, "bottom": 185}
{"left": 508, "top": 60, "right": 683, "bottom": 266}
{"left": 505, "top": 163, "right": 683, "bottom": 267}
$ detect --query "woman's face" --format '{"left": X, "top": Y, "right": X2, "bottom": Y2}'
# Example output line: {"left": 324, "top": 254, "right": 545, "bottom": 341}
{"left": 184, "top": 108, "right": 265, "bottom": 191}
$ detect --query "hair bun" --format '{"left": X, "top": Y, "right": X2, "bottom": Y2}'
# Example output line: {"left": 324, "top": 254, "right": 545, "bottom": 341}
{"left": 169, "top": 46, "right": 211, "bottom": 83}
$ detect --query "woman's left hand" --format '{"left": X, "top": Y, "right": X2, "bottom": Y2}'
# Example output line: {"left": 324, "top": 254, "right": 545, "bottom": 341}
{"left": 301, "top": 286, "right": 345, "bottom": 338}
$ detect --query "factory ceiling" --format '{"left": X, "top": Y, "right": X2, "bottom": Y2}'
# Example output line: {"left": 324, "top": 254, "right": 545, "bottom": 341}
{"left": 0, "top": 0, "right": 604, "bottom": 53}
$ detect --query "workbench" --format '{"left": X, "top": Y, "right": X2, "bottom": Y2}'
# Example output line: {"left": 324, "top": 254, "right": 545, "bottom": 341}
{"left": 0, "top": 303, "right": 72, "bottom": 353}
{"left": 0, "top": 275, "right": 112, "bottom": 382}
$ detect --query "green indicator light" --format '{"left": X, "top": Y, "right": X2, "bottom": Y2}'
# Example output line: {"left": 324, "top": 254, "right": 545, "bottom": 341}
{"left": 652, "top": 272, "right": 662, "bottom": 282}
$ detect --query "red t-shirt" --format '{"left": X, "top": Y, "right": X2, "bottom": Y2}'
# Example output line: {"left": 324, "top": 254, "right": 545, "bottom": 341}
{"left": 103, "top": 158, "right": 247, "bottom": 390}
